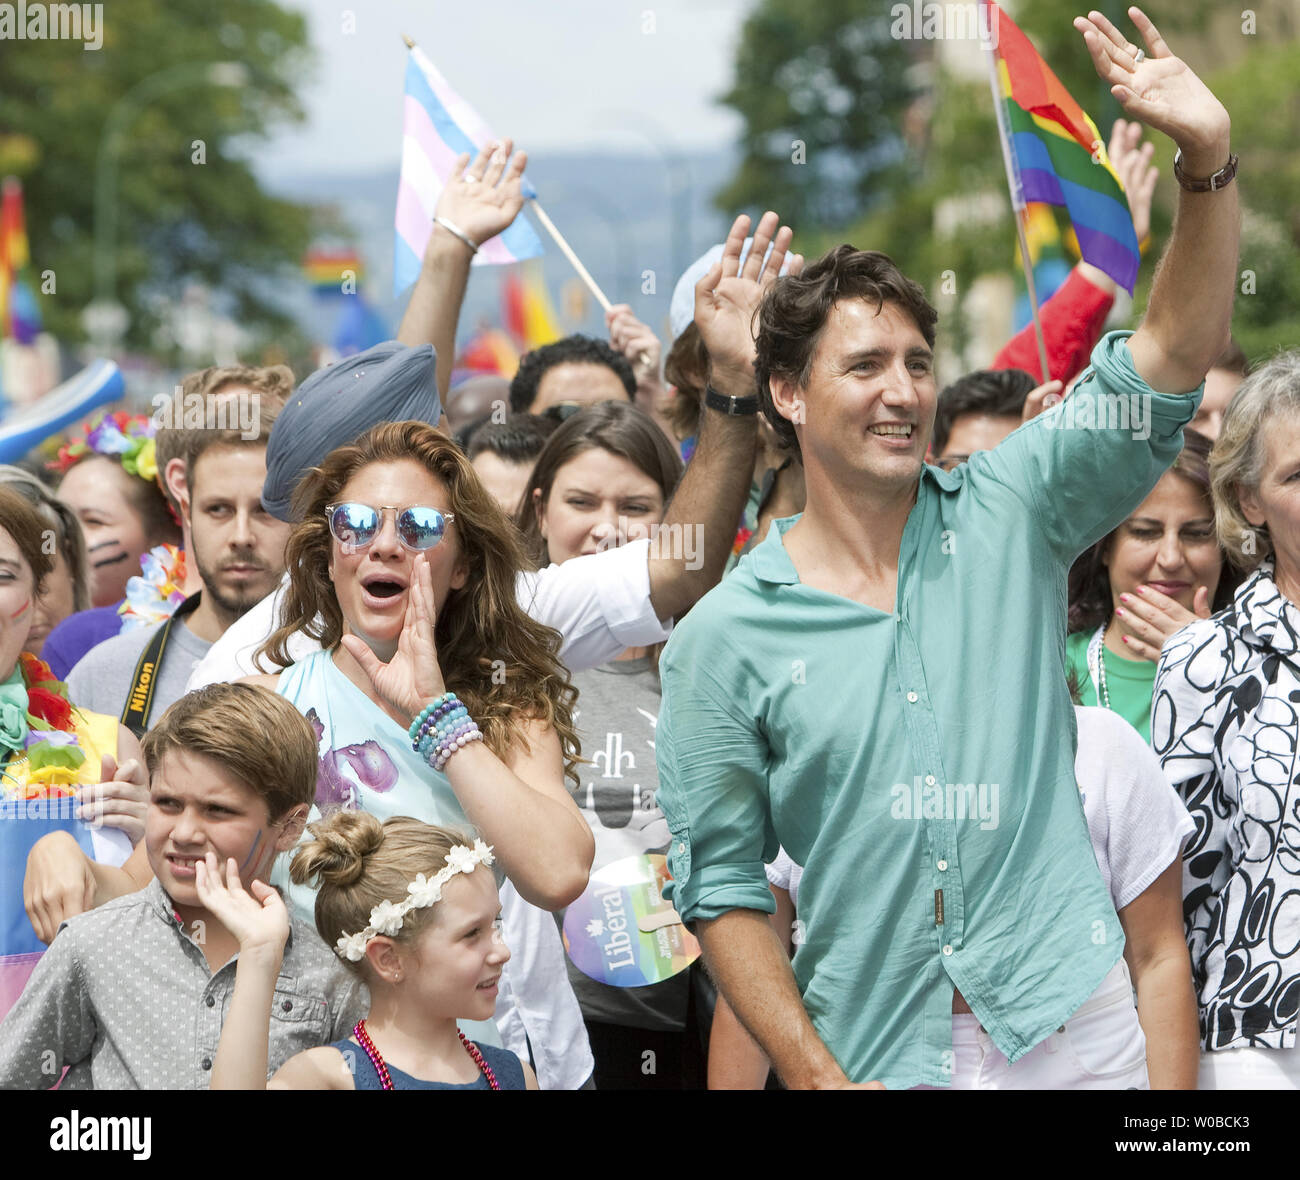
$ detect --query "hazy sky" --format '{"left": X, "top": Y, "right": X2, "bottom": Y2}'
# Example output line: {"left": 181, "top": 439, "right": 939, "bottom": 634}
{"left": 261, "top": 0, "right": 751, "bottom": 176}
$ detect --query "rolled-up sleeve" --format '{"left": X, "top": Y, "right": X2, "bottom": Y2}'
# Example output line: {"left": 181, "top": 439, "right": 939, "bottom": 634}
{"left": 980, "top": 330, "right": 1202, "bottom": 564}
{"left": 657, "top": 646, "right": 776, "bottom": 926}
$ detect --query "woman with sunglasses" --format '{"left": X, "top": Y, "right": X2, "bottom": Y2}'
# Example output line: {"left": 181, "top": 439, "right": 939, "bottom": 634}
{"left": 244, "top": 420, "right": 596, "bottom": 1090}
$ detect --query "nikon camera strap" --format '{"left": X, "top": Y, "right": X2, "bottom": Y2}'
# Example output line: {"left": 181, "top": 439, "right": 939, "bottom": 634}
{"left": 120, "top": 593, "right": 202, "bottom": 738}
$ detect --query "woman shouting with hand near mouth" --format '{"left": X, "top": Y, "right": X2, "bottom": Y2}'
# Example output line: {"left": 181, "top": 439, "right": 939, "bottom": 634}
{"left": 246, "top": 420, "right": 595, "bottom": 1089}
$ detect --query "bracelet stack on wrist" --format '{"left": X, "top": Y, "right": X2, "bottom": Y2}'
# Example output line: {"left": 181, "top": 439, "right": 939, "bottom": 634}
{"left": 409, "top": 692, "right": 484, "bottom": 772}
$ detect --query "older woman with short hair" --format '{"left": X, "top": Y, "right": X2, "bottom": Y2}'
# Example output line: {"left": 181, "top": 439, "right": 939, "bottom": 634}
{"left": 1154, "top": 352, "right": 1300, "bottom": 1089}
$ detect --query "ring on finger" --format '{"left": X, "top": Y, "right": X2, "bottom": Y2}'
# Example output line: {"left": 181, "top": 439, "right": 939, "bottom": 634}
{"left": 1133, "top": 48, "right": 1145, "bottom": 64}
{"left": 464, "top": 174, "right": 480, "bottom": 185}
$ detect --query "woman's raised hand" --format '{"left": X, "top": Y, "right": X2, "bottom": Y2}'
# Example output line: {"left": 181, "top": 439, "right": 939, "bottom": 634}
{"left": 434, "top": 139, "right": 528, "bottom": 251}
{"left": 339, "top": 552, "right": 447, "bottom": 719}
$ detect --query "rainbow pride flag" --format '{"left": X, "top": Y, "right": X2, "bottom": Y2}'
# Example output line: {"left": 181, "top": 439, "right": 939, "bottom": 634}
{"left": 303, "top": 246, "right": 364, "bottom": 294}
{"left": 988, "top": 1, "right": 1139, "bottom": 294}
{"left": 0, "top": 176, "right": 40, "bottom": 343}
{"left": 394, "top": 47, "right": 544, "bottom": 296}
{"left": 503, "top": 264, "right": 563, "bottom": 351}
{"left": 458, "top": 327, "right": 520, "bottom": 377}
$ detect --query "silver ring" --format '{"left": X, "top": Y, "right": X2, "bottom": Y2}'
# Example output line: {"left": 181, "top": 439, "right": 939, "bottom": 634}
{"left": 1133, "top": 48, "right": 1145, "bottom": 64}
{"left": 463, "top": 174, "right": 480, "bottom": 186}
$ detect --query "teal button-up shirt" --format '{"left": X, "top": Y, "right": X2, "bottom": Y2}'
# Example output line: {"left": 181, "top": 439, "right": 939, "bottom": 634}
{"left": 657, "top": 331, "right": 1200, "bottom": 1089}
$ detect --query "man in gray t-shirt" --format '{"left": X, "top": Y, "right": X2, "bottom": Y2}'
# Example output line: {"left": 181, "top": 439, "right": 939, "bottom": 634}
{"left": 69, "top": 617, "right": 213, "bottom": 722}
{"left": 67, "top": 426, "right": 288, "bottom": 730}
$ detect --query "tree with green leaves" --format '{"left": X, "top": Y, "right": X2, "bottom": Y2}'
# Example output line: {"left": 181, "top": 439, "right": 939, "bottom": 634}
{"left": 719, "top": 0, "right": 1300, "bottom": 366}
{"left": 715, "top": 0, "right": 918, "bottom": 230}
{"left": 0, "top": 0, "right": 317, "bottom": 358}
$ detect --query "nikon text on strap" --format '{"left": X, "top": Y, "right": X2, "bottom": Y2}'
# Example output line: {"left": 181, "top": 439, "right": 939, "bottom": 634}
{"left": 120, "top": 593, "right": 202, "bottom": 737}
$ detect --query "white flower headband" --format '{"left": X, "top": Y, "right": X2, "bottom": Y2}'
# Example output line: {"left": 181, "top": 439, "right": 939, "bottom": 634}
{"left": 335, "top": 838, "right": 495, "bottom": 962}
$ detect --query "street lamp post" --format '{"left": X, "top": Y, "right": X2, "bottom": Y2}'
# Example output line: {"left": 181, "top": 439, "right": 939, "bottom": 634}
{"left": 86, "top": 61, "right": 249, "bottom": 354}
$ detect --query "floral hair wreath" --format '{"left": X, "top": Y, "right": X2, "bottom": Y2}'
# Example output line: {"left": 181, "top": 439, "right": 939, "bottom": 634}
{"left": 335, "top": 838, "right": 495, "bottom": 962}
{"left": 49, "top": 411, "right": 158, "bottom": 482}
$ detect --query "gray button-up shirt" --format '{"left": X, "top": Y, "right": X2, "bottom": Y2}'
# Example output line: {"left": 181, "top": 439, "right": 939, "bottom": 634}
{"left": 0, "top": 879, "right": 366, "bottom": 1089}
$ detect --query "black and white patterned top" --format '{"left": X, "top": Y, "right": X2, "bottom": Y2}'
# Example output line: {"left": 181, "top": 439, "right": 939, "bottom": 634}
{"left": 1152, "top": 560, "right": 1300, "bottom": 1052}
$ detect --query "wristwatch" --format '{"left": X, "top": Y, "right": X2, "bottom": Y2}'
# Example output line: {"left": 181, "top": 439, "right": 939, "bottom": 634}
{"left": 704, "top": 384, "right": 760, "bottom": 416}
{"left": 1173, "top": 148, "right": 1238, "bottom": 193}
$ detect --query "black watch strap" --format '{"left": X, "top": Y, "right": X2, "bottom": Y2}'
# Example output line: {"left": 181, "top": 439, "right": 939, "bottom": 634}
{"left": 704, "top": 384, "right": 760, "bottom": 416}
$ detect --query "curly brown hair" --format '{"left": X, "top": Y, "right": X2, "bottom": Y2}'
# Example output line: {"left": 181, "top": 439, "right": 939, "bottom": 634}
{"left": 258, "top": 421, "right": 580, "bottom": 786}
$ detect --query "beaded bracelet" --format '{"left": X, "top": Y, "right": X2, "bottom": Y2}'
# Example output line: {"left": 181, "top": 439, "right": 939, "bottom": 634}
{"left": 409, "top": 691, "right": 483, "bottom": 772}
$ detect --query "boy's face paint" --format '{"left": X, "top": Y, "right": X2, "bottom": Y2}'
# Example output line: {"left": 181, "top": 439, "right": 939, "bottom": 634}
{"left": 239, "top": 829, "right": 264, "bottom": 875}
{"left": 9, "top": 598, "right": 30, "bottom": 620}
{"left": 145, "top": 750, "right": 275, "bottom": 912}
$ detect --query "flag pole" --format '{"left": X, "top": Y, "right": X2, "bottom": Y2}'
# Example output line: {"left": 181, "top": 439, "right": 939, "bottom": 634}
{"left": 981, "top": 2, "right": 1050, "bottom": 382}
{"left": 399, "top": 33, "right": 620, "bottom": 319}
{"left": 528, "top": 201, "right": 613, "bottom": 314}
{"left": 1011, "top": 209, "right": 1050, "bottom": 382}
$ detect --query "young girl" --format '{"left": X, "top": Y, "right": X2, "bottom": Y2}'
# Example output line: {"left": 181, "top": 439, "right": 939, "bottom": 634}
{"left": 198, "top": 810, "right": 536, "bottom": 1089}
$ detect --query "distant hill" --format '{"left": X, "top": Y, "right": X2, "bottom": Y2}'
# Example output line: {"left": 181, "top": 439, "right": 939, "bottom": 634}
{"left": 260, "top": 149, "right": 740, "bottom": 350}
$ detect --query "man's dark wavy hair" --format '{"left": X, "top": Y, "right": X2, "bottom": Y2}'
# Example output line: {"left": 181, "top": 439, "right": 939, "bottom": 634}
{"left": 932, "top": 368, "right": 1038, "bottom": 457}
{"left": 754, "top": 245, "right": 937, "bottom": 458}
{"left": 508, "top": 334, "right": 636, "bottom": 414}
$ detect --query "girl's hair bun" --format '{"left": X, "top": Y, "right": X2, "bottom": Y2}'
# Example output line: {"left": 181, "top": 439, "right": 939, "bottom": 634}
{"left": 290, "top": 810, "right": 384, "bottom": 889}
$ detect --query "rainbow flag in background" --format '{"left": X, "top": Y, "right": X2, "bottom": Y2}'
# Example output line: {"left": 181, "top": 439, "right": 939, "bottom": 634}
{"left": 987, "top": 1, "right": 1139, "bottom": 294}
{"left": 458, "top": 327, "right": 520, "bottom": 377}
{"left": 303, "top": 246, "right": 364, "bottom": 294}
{"left": 0, "top": 176, "right": 40, "bottom": 343}
{"left": 503, "top": 264, "right": 563, "bottom": 351}
{"left": 394, "top": 46, "right": 544, "bottom": 296}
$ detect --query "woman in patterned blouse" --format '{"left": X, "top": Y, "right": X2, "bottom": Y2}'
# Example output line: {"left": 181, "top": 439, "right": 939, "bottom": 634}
{"left": 1153, "top": 353, "right": 1300, "bottom": 1089}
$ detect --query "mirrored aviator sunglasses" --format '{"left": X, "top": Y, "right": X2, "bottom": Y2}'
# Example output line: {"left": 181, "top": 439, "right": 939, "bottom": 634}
{"left": 325, "top": 503, "right": 455, "bottom": 553}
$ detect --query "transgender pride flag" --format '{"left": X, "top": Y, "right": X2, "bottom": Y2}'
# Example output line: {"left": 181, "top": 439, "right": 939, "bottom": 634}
{"left": 394, "top": 47, "right": 545, "bottom": 295}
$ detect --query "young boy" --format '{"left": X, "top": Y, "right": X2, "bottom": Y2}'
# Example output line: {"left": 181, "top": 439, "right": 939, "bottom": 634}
{"left": 0, "top": 683, "right": 364, "bottom": 1088}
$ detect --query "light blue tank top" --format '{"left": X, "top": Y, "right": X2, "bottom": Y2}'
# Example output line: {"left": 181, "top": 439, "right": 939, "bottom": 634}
{"left": 274, "top": 649, "right": 501, "bottom": 1047}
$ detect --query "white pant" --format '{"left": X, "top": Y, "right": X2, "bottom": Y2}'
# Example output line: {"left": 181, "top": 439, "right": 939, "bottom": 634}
{"left": 1199, "top": 1040, "right": 1300, "bottom": 1090}
{"left": 916, "top": 960, "right": 1149, "bottom": 1090}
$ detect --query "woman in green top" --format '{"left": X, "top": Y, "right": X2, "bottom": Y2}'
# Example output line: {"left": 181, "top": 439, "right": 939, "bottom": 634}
{"left": 1066, "top": 428, "right": 1237, "bottom": 742}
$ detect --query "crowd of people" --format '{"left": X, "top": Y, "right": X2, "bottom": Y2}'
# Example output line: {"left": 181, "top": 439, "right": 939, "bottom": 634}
{"left": 0, "top": 9, "right": 1293, "bottom": 1091}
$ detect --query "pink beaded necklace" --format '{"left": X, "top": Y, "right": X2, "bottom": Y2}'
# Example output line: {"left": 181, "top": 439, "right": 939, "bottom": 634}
{"left": 352, "top": 1019, "right": 500, "bottom": 1090}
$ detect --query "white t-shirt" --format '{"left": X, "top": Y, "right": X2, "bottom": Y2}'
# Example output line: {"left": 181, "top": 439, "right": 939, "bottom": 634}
{"left": 765, "top": 706, "right": 1193, "bottom": 919}
{"left": 765, "top": 847, "right": 803, "bottom": 912}
{"left": 1074, "top": 704, "right": 1194, "bottom": 912}
{"left": 187, "top": 537, "right": 672, "bottom": 689}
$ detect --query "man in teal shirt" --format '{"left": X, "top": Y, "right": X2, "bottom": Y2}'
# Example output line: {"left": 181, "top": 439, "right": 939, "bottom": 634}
{"left": 658, "top": 9, "right": 1238, "bottom": 1088}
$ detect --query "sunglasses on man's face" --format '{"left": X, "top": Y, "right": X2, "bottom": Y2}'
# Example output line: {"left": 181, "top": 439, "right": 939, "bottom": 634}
{"left": 325, "top": 503, "right": 455, "bottom": 553}
{"left": 541, "top": 402, "right": 585, "bottom": 424}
